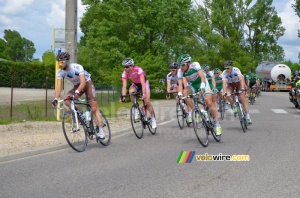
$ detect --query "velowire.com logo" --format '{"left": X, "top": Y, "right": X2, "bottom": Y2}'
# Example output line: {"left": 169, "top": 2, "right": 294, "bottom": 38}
{"left": 177, "top": 151, "right": 250, "bottom": 163}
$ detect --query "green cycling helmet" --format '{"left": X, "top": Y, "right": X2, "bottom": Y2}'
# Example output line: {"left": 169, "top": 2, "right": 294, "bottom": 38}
{"left": 214, "top": 68, "right": 220, "bottom": 73}
{"left": 177, "top": 54, "right": 191, "bottom": 64}
{"left": 202, "top": 64, "right": 210, "bottom": 70}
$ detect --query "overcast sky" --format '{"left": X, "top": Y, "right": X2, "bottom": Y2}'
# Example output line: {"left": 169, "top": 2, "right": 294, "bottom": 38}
{"left": 0, "top": 0, "right": 299, "bottom": 62}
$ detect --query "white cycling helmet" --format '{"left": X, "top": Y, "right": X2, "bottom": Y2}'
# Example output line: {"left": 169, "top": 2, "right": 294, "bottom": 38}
{"left": 122, "top": 58, "right": 134, "bottom": 66}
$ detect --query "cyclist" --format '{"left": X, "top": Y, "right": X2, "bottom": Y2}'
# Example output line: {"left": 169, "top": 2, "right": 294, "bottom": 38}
{"left": 119, "top": 58, "right": 157, "bottom": 129}
{"left": 177, "top": 54, "right": 222, "bottom": 135}
{"left": 214, "top": 68, "right": 228, "bottom": 110}
{"left": 244, "top": 73, "right": 251, "bottom": 97}
{"left": 247, "top": 73, "right": 259, "bottom": 102}
{"left": 222, "top": 60, "right": 252, "bottom": 125}
{"left": 203, "top": 64, "right": 218, "bottom": 110}
{"left": 166, "top": 62, "right": 179, "bottom": 100}
{"left": 289, "top": 70, "right": 299, "bottom": 102}
{"left": 51, "top": 52, "right": 106, "bottom": 140}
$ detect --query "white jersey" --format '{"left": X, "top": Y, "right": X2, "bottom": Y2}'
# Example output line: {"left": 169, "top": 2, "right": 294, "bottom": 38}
{"left": 166, "top": 72, "right": 178, "bottom": 88}
{"left": 57, "top": 63, "right": 91, "bottom": 85}
{"left": 221, "top": 67, "right": 242, "bottom": 84}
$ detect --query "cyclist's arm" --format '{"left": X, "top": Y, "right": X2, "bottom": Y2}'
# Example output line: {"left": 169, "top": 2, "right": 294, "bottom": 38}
{"left": 198, "top": 70, "right": 206, "bottom": 91}
{"left": 121, "top": 79, "right": 127, "bottom": 96}
{"left": 76, "top": 73, "right": 86, "bottom": 93}
{"left": 178, "top": 79, "right": 183, "bottom": 93}
{"left": 212, "top": 76, "right": 216, "bottom": 90}
{"left": 222, "top": 79, "right": 227, "bottom": 94}
{"left": 166, "top": 80, "right": 171, "bottom": 93}
{"left": 239, "top": 75, "right": 245, "bottom": 88}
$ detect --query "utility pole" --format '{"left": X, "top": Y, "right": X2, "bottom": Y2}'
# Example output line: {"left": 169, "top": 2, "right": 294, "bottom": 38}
{"left": 65, "top": 0, "right": 78, "bottom": 92}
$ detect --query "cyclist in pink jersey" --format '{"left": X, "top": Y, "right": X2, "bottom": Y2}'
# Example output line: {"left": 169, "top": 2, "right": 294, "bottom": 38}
{"left": 119, "top": 58, "right": 157, "bottom": 128}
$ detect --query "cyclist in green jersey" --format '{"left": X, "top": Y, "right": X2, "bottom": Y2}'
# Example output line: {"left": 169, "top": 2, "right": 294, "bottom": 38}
{"left": 247, "top": 73, "right": 259, "bottom": 102}
{"left": 214, "top": 68, "right": 228, "bottom": 110}
{"left": 244, "top": 73, "right": 251, "bottom": 97}
{"left": 177, "top": 54, "right": 222, "bottom": 135}
{"left": 203, "top": 64, "right": 218, "bottom": 111}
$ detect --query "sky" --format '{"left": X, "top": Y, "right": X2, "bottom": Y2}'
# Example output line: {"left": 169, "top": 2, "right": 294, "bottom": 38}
{"left": 0, "top": 0, "right": 299, "bottom": 62}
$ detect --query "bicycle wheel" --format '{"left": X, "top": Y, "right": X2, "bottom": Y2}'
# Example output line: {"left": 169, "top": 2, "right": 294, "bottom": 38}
{"left": 176, "top": 102, "right": 184, "bottom": 129}
{"left": 192, "top": 109, "right": 208, "bottom": 147}
{"left": 237, "top": 103, "right": 246, "bottom": 132}
{"left": 99, "top": 110, "right": 111, "bottom": 146}
{"left": 62, "top": 110, "right": 88, "bottom": 152}
{"left": 130, "top": 105, "right": 144, "bottom": 139}
{"left": 250, "top": 91, "right": 255, "bottom": 105}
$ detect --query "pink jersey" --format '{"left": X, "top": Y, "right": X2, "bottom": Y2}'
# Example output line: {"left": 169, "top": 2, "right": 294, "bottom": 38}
{"left": 121, "top": 66, "right": 146, "bottom": 84}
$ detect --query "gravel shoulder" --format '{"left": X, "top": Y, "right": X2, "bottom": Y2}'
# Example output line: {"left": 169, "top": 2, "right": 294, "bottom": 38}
{"left": 0, "top": 99, "right": 175, "bottom": 158}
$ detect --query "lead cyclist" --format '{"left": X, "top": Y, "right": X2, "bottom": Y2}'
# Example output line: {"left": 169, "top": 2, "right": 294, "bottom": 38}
{"left": 222, "top": 60, "right": 252, "bottom": 125}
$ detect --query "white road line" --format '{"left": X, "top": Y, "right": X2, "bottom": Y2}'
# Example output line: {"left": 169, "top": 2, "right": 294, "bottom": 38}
{"left": 249, "top": 109, "right": 260, "bottom": 113}
{"left": 271, "top": 109, "right": 288, "bottom": 114}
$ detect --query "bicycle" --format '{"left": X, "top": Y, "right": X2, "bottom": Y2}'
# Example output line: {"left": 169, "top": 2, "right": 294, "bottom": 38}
{"left": 181, "top": 93, "right": 220, "bottom": 147}
{"left": 217, "top": 91, "right": 226, "bottom": 120}
{"left": 58, "top": 95, "right": 111, "bottom": 152}
{"left": 167, "top": 91, "right": 191, "bottom": 129}
{"left": 122, "top": 92, "right": 156, "bottom": 139}
{"left": 228, "top": 91, "right": 248, "bottom": 132}
{"left": 248, "top": 87, "right": 256, "bottom": 105}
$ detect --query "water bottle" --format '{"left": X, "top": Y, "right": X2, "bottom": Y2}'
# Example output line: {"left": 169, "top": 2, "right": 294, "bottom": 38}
{"left": 201, "top": 110, "right": 208, "bottom": 121}
{"left": 85, "top": 109, "right": 91, "bottom": 121}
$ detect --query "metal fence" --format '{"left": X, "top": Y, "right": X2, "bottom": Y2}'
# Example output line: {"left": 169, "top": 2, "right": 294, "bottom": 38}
{"left": 0, "top": 85, "right": 121, "bottom": 121}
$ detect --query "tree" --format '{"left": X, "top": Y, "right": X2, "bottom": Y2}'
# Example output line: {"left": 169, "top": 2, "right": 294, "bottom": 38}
{"left": 42, "top": 50, "right": 56, "bottom": 66}
{"left": 292, "top": 0, "right": 300, "bottom": 63}
{"left": 79, "top": 0, "right": 197, "bottom": 87}
{"left": 1, "top": 29, "right": 36, "bottom": 62}
{"left": 195, "top": 0, "right": 285, "bottom": 72}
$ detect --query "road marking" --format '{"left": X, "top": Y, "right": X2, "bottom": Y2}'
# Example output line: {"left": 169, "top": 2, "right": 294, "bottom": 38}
{"left": 249, "top": 109, "right": 260, "bottom": 113}
{"left": 271, "top": 109, "right": 288, "bottom": 114}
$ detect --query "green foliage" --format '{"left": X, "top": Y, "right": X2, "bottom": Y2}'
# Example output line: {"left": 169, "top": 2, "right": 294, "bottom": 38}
{"left": 42, "top": 50, "right": 56, "bottom": 66}
{"left": 292, "top": 0, "right": 300, "bottom": 63}
{"left": 1, "top": 29, "right": 36, "bottom": 62}
{"left": 0, "top": 61, "right": 55, "bottom": 88}
{"left": 79, "top": 0, "right": 196, "bottom": 86}
{"left": 195, "top": 0, "right": 285, "bottom": 69}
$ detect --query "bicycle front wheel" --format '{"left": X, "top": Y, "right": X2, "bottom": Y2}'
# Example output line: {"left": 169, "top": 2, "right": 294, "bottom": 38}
{"left": 130, "top": 105, "right": 144, "bottom": 139}
{"left": 237, "top": 103, "right": 247, "bottom": 132}
{"left": 192, "top": 109, "right": 208, "bottom": 147}
{"left": 176, "top": 102, "right": 184, "bottom": 129}
{"left": 99, "top": 110, "right": 111, "bottom": 146}
{"left": 62, "top": 111, "right": 88, "bottom": 152}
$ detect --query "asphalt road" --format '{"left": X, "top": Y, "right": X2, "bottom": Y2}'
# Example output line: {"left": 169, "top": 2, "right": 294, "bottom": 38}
{"left": 1, "top": 92, "right": 300, "bottom": 198}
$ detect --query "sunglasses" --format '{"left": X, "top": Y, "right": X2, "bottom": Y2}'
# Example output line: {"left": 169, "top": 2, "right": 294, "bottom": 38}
{"left": 225, "top": 67, "right": 231, "bottom": 70}
{"left": 124, "top": 66, "right": 131, "bottom": 68}
{"left": 181, "top": 63, "right": 187, "bottom": 67}
{"left": 58, "top": 61, "right": 65, "bottom": 64}
{"left": 214, "top": 73, "right": 219, "bottom": 74}
{"left": 170, "top": 69, "right": 177, "bottom": 72}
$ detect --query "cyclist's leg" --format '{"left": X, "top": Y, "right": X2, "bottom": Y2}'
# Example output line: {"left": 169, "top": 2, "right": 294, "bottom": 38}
{"left": 212, "top": 90, "right": 218, "bottom": 110}
{"left": 85, "top": 81, "right": 106, "bottom": 139}
{"left": 225, "top": 84, "right": 234, "bottom": 106}
{"left": 238, "top": 84, "right": 252, "bottom": 124}
{"left": 183, "top": 85, "right": 193, "bottom": 122}
{"left": 143, "top": 80, "right": 157, "bottom": 128}
{"left": 205, "top": 92, "right": 222, "bottom": 135}
{"left": 129, "top": 84, "right": 138, "bottom": 103}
